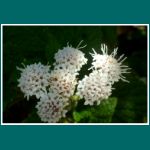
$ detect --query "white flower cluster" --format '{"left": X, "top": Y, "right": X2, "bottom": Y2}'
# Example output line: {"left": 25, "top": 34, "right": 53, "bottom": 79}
{"left": 53, "top": 44, "right": 87, "bottom": 74}
{"left": 17, "top": 62, "right": 50, "bottom": 100}
{"left": 17, "top": 42, "right": 130, "bottom": 123}
{"left": 36, "top": 93, "right": 68, "bottom": 123}
{"left": 17, "top": 42, "right": 87, "bottom": 123}
{"left": 89, "top": 44, "right": 130, "bottom": 83}
{"left": 76, "top": 44, "right": 130, "bottom": 105}
{"left": 48, "top": 69, "right": 77, "bottom": 99}
{"left": 76, "top": 70, "right": 112, "bottom": 105}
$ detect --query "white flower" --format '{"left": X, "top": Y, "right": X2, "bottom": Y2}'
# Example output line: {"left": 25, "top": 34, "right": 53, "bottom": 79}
{"left": 17, "top": 62, "right": 50, "bottom": 100}
{"left": 48, "top": 69, "right": 77, "bottom": 99}
{"left": 89, "top": 44, "right": 130, "bottom": 84}
{"left": 54, "top": 43, "right": 87, "bottom": 73}
{"left": 36, "top": 92, "right": 68, "bottom": 123}
{"left": 76, "top": 70, "right": 113, "bottom": 105}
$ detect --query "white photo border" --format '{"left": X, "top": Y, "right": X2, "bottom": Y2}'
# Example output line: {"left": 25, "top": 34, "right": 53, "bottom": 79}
{"left": 1, "top": 24, "right": 149, "bottom": 126}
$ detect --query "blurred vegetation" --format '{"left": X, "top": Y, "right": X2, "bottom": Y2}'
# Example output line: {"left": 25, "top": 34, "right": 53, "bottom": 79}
{"left": 3, "top": 26, "right": 147, "bottom": 123}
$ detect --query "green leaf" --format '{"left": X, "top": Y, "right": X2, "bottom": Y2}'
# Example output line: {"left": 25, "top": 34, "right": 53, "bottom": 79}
{"left": 73, "top": 111, "right": 92, "bottom": 123}
{"left": 73, "top": 111, "right": 82, "bottom": 122}
{"left": 89, "top": 97, "right": 118, "bottom": 123}
{"left": 73, "top": 97, "right": 117, "bottom": 123}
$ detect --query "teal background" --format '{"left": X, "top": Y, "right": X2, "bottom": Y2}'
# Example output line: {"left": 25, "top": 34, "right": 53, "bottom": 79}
{"left": 0, "top": 0, "right": 149, "bottom": 150}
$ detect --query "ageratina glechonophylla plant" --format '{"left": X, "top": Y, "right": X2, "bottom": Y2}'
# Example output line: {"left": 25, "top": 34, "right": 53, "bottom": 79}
{"left": 17, "top": 41, "right": 130, "bottom": 123}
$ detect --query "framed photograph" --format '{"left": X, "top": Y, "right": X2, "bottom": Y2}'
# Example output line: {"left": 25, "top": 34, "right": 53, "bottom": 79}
{"left": 1, "top": 24, "right": 149, "bottom": 125}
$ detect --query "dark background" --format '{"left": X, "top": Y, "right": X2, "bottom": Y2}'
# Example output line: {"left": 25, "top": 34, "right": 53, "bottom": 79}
{"left": 2, "top": 26, "right": 147, "bottom": 123}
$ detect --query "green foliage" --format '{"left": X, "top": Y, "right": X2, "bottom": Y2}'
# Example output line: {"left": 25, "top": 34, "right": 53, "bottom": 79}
{"left": 112, "top": 72, "right": 147, "bottom": 123}
{"left": 73, "top": 97, "right": 117, "bottom": 123}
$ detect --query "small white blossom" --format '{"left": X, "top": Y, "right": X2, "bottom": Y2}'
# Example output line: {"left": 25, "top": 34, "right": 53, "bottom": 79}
{"left": 17, "top": 62, "right": 50, "bottom": 100}
{"left": 89, "top": 44, "right": 130, "bottom": 84}
{"left": 76, "top": 70, "right": 113, "bottom": 105}
{"left": 54, "top": 44, "right": 87, "bottom": 73}
{"left": 36, "top": 92, "right": 68, "bottom": 123}
{"left": 48, "top": 69, "right": 77, "bottom": 99}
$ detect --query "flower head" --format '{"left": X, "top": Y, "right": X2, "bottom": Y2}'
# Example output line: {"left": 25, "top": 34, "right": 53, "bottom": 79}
{"left": 89, "top": 44, "right": 130, "bottom": 84}
{"left": 76, "top": 70, "right": 113, "bottom": 105}
{"left": 48, "top": 69, "right": 77, "bottom": 99}
{"left": 36, "top": 92, "right": 68, "bottom": 123}
{"left": 17, "top": 62, "right": 50, "bottom": 100}
{"left": 54, "top": 43, "right": 87, "bottom": 73}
